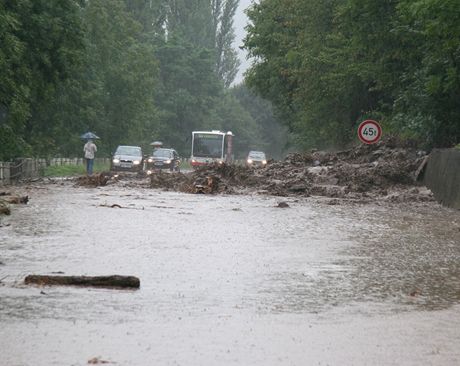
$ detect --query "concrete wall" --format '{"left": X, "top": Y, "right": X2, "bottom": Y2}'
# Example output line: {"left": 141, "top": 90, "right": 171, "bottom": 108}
{"left": 424, "top": 149, "right": 460, "bottom": 209}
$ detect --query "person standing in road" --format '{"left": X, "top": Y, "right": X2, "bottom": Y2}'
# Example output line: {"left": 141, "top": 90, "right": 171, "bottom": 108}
{"left": 83, "top": 139, "right": 97, "bottom": 175}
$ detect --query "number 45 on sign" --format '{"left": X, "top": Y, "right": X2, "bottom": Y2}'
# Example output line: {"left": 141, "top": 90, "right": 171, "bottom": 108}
{"left": 358, "top": 120, "right": 382, "bottom": 145}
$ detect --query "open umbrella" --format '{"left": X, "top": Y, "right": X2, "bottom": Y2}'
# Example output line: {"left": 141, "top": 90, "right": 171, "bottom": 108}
{"left": 80, "top": 131, "right": 100, "bottom": 140}
{"left": 150, "top": 141, "right": 163, "bottom": 147}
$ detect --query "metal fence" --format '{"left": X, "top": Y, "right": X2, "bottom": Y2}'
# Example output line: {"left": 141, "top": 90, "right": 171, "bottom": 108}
{"left": 0, "top": 157, "right": 246, "bottom": 185}
{"left": 0, "top": 158, "right": 110, "bottom": 185}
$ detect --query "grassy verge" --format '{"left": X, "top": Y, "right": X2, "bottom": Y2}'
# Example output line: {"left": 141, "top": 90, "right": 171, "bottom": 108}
{"left": 43, "top": 160, "right": 188, "bottom": 177}
{"left": 43, "top": 162, "right": 110, "bottom": 177}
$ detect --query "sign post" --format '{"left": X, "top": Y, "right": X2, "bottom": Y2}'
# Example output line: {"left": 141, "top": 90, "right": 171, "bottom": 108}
{"left": 357, "top": 120, "right": 382, "bottom": 145}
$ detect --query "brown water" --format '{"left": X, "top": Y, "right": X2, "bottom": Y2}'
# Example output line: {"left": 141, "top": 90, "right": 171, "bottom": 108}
{"left": 1, "top": 181, "right": 460, "bottom": 365}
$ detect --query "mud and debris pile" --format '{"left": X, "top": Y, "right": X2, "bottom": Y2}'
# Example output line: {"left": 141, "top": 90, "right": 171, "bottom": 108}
{"left": 75, "top": 172, "right": 111, "bottom": 187}
{"left": 0, "top": 192, "right": 29, "bottom": 215}
{"left": 262, "top": 137, "right": 432, "bottom": 201}
{"left": 150, "top": 163, "right": 259, "bottom": 194}
{"left": 149, "top": 137, "right": 433, "bottom": 202}
{"left": 266, "top": 138, "right": 429, "bottom": 198}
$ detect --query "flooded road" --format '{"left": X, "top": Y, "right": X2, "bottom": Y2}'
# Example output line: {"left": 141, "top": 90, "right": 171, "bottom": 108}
{"left": 1, "top": 181, "right": 460, "bottom": 366}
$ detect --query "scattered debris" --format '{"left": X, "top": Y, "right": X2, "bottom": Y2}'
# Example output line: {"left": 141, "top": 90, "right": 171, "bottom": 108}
{"left": 0, "top": 202, "right": 10, "bottom": 215}
{"left": 88, "top": 357, "right": 111, "bottom": 364}
{"left": 66, "top": 137, "right": 434, "bottom": 204}
{"left": 98, "top": 203, "right": 124, "bottom": 209}
{"left": 149, "top": 171, "right": 190, "bottom": 191}
{"left": 145, "top": 137, "right": 433, "bottom": 203}
{"left": 409, "top": 288, "right": 422, "bottom": 297}
{"left": 0, "top": 194, "right": 29, "bottom": 215}
{"left": 24, "top": 275, "right": 140, "bottom": 289}
{"left": 98, "top": 203, "right": 144, "bottom": 210}
{"left": 150, "top": 163, "right": 254, "bottom": 194}
{"left": 75, "top": 173, "right": 111, "bottom": 187}
{"left": 2, "top": 195, "right": 29, "bottom": 204}
{"left": 276, "top": 202, "right": 290, "bottom": 208}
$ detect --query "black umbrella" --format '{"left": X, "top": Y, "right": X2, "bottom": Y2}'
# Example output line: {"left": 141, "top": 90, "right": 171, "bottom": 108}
{"left": 80, "top": 131, "right": 100, "bottom": 140}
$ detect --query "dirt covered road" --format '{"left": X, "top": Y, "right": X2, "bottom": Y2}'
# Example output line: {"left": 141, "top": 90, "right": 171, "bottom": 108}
{"left": 0, "top": 168, "right": 459, "bottom": 365}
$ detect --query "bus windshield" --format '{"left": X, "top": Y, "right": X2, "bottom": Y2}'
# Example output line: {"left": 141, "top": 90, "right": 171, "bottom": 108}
{"left": 193, "top": 133, "right": 224, "bottom": 158}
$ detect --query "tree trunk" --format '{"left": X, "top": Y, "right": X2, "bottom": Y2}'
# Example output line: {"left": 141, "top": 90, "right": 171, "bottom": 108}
{"left": 24, "top": 275, "right": 140, "bottom": 289}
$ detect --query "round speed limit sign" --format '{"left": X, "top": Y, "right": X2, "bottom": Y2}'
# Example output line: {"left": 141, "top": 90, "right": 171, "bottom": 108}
{"left": 358, "top": 120, "right": 382, "bottom": 144}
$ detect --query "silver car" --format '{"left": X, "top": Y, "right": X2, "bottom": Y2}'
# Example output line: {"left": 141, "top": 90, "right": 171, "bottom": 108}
{"left": 111, "top": 145, "right": 143, "bottom": 172}
{"left": 246, "top": 151, "right": 267, "bottom": 167}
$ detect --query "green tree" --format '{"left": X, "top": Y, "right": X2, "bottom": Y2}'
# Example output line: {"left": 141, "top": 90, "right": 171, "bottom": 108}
{"left": 1, "top": 0, "right": 270, "bottom": 161}
{"left": 243, "top": 0, "right": 460, "bottom": 149}
{"left": 0, "top": 0, "right": 85, "bottom": 159}
{"left": 209, "top": 90, "right": 262, "bottom": 158}
{"left": 54, "top": 0, "right": 159, "bottom": 156}
{"left": 153, "top": 35, "right": 222, "bottom": 155}
{"left": 212, "top": 0, "right": 240, "bottom": 87}
{"left": 391, "top": 0, "right": 460, "bottom": 146}
{"left": 232, "top": 84, "right": 287, "bottom": 158}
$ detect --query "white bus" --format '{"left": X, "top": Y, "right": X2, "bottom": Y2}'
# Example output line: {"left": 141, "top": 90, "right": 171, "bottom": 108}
{"left": 190, "top": 130, "right": 234, "bottom": 167}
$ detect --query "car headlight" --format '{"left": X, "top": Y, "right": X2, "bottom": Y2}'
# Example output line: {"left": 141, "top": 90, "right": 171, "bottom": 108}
{"left": 247, "top": 159, "right": 253, "bottom": 164}
{"left": 262, "top": 160, "right": 267, "bottom": 164}
{"left": 146, "top": 170, "right": 152, "bottom": 175}
{"left": 112, "top": 158, "right": 120, "bottom": 164}
{"left": 165, "top": 159, "right": 171, "bottom": 164}
{"left": 133, "top": 160, "right": 140, "bottom": 165}
{"left": 191, "top": 159, "right": 196, "bottom": 163}
{"left": 148, "top": 158, "right": 153, "bottom": 163}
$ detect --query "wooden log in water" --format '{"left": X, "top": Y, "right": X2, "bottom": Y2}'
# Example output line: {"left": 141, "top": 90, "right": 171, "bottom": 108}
{"left": 24, "top": 275, "right": 140, "bottom": 289}
{"left": 2, "top": 195, "right": 29, "bottom": 204}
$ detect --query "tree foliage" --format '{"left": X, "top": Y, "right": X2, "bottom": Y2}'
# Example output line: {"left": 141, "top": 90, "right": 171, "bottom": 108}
{"left": 0, "top": 0, "right": 285, "bottom": 161}
{"left": 0, "top": 0, "right": 84, "bottom": 159}
{"left": 244, "top": 0, "right": 460, "bottom": 149}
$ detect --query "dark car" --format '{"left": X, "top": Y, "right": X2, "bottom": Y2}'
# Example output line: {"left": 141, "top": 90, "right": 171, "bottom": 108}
{"left": 246, "top": 150, "right": 267, "bottom": 167}
{"left": 145, "top": 148, "right": 181, "bottom": 172}
{"left": 111, "top": 145, "right": 143, "bottom": 172}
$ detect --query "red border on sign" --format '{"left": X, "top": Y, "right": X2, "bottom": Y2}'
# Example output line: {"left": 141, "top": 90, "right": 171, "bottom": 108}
{"left": 358, "top": 120, "right": 382, "bottom": 145}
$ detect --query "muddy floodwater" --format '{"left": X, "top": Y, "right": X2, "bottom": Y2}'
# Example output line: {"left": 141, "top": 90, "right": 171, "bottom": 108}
{"left": 1, "top": 181, "right": 460, "bottom": 366}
